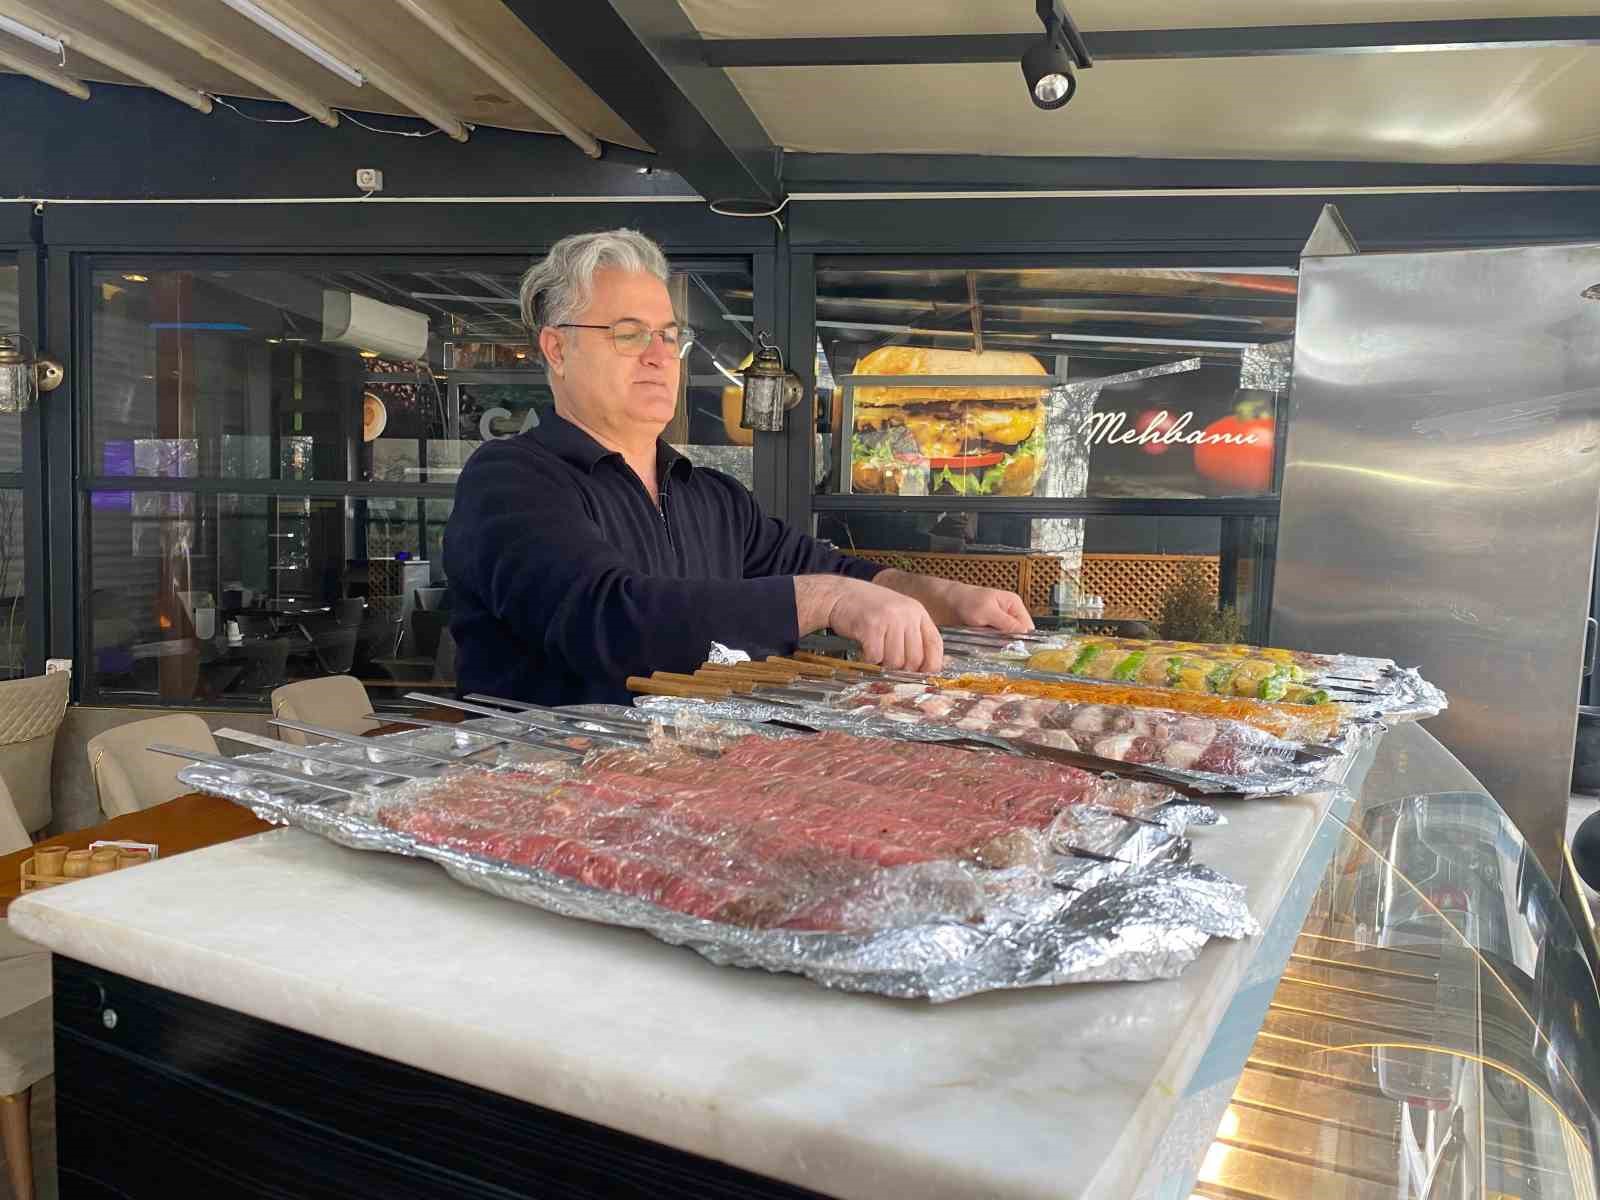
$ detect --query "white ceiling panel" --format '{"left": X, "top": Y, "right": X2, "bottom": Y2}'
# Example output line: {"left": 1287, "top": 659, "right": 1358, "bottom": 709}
{"left": 685, "top": 0, "right": 1600, "bottom": 165}
{"left": 724, "top": 49, "right": 1600, "bottom": 164}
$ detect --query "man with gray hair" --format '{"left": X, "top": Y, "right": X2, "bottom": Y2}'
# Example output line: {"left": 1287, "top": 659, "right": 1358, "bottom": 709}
{"left": 445, "top": 228, "right": 1031, "bottom": 706}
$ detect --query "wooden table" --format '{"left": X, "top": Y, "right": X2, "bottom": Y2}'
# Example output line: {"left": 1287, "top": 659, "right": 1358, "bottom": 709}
{"left": 0, "top": 794, "right": 273, "bottom": 917}
{"left": 0, "top": 714, "right": 466, "bottom": 917}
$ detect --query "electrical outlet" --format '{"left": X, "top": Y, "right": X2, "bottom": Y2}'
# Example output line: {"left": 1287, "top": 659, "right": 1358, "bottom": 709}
{"left": 355, "top": 167, "right": 384, "bottom": 193}
{"left": 45, "top": 658, "right": 71, "bottom": 676}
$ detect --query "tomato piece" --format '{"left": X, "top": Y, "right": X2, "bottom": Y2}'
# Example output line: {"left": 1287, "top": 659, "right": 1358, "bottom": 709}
{"left": 1195, "top": 414, "right": 1275, "bottom": 493}
{"left": 926, "top": 452, "right": 1005, "bottom": 469}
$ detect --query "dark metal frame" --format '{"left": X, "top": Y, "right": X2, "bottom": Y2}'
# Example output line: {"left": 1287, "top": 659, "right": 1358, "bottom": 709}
{"left": 702, "top": 17, "right": 1600, "bottom": 66}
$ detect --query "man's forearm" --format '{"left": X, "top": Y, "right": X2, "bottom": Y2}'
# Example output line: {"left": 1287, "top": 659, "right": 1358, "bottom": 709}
{"left": 794, "top": 573, "right": 846, "bottom": 635}
{"left": 874, "top": 569, "right": 953, "bottom": 622}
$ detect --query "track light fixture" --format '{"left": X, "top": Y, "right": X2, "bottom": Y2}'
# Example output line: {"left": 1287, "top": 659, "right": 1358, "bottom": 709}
{"left": 1021, "top": 0, "right": 1092, "bottom": 111}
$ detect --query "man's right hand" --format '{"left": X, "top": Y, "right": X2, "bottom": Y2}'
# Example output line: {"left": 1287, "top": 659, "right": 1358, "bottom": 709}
{"left": 793, "top": 576, "right": 943, "bottom": 672}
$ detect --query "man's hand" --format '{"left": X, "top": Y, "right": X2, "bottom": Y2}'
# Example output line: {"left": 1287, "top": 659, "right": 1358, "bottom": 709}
{"left": 794, "top": 575, "right": 943, "bottom": 672}
{"left": 876, "top": 570, "right": 1034, "bottom": 634}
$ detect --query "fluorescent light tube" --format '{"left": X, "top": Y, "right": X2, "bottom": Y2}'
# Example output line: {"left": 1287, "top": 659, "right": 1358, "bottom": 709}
{"left": 0, "top": 13, "right": 62, "bottom": 56}
{"left": 219, "top": 0, "right": 364, "bottom": 87}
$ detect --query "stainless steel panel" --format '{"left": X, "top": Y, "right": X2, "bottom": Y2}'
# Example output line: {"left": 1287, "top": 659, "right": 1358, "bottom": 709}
{"left": 1274, "top": 242, "right": 1600, "bottom": 876}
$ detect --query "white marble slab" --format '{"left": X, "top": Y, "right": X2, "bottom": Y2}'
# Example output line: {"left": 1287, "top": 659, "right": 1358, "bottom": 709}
{"left": 9, "top": 743, "right": 1373, "bottom": 1200}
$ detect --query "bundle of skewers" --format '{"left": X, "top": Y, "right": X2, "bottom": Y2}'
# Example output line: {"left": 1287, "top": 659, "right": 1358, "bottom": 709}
{"left": 621, "top": 648, "right": 1359, "bottom": 799}
{"left": 934, "top": 626, "right": 1444, "bottom": 719}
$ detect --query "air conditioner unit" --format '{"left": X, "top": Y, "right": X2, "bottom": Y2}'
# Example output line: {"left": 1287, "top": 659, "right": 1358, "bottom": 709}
{"left": 321, "top": 290, "right": 430, "bottom": 361}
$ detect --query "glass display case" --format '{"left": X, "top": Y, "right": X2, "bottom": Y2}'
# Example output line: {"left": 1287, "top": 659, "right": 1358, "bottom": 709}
{"left": 1167, "top": 724, "right": 1600, "bottom": 1199}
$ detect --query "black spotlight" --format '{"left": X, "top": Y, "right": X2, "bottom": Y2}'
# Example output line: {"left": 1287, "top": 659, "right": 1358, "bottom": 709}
{"left": 1022, "top": 0, "right": 1093, "bottom": 111}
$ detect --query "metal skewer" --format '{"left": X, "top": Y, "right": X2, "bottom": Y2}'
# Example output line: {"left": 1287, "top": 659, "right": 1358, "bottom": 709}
{"left": 411, "top": 694, "right": 653, "bottom": 747}
{"left": 268, "top": 718, "right": 490, "bottom": 767}
{"left": 213, "top": 729, "right": 439, "bottom": 780}
{"left": 379, "top": 712, "right": 592, "bottom": 757}
{"left": 149, "top": 744, "right": 368, "bottom": 797}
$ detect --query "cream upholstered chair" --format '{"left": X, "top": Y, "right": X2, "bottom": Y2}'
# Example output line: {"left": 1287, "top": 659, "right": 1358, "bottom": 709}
{"left": 0, "top": 672, "right": 69, "bottom": 837}
{"left": 0, "top": 776, "right": 54, "bottom": 1200}
{"left": 270, "top": 677, "right": 374, "bottom": 745}
{"left": 87, "top": 714, "right": 217, "bottom": 818}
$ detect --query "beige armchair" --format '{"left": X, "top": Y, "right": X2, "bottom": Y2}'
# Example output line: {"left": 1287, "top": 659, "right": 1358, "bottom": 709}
{"left": 0, "top": 777, "right": 53, "bottom": 1200}
{"left": 87, "top": 714, "right": 217, "bottom": 818}
{"left": 0, "top": 673, "right": 69, "bottom": 837}
{"left": 270, "top": 677, "right": 374, "bottom": 745}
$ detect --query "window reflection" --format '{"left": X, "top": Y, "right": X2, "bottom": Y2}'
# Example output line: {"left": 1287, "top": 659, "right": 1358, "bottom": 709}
{"left": 89, "top": 265, "right": 757, "bottom": 483}
{"left": 813, "top": 265, "right": 1294, "bottom": 500}
{"left": 88, "top": 491, "right": 455, "bottom": 707}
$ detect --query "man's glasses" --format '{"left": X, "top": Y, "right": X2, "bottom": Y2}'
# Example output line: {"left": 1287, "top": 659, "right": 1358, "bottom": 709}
{"left": 554, "top": 319, "right": 695, "bottom": 359}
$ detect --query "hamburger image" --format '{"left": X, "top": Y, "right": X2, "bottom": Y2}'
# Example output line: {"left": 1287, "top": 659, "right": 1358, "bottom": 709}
{"left": 849, "top": 346, "right": 1048, "bottom": 496}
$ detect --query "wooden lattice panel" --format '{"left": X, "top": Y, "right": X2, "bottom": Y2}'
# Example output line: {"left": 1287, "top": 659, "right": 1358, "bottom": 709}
{"left": 846, "top": 550, "right": 1063, "bottom": 615}
{"left": 1079, "top": 554, "right": 1219, "bottom": 621}
{"left": 844, "top": 550, "right": 1218, "bottom": 619}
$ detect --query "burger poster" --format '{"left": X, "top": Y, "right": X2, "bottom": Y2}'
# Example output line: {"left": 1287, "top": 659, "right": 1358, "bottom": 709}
{"left": 845, "top": 346, "right": 1276, "bottom": 499}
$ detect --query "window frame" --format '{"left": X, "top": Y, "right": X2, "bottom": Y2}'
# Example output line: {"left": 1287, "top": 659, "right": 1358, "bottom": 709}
{"left": 796, "top": 251, "right": 1297, "bottom": 643}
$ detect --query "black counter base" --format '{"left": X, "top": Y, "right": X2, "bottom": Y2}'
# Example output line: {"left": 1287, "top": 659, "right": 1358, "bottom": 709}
{"left": 53, "top": 957, "right": 828, "bottom": 1199}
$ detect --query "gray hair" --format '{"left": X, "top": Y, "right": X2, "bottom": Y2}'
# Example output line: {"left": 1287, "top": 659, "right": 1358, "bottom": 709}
{"left": 519, "top": 229, "right": 670, "bottom": 347}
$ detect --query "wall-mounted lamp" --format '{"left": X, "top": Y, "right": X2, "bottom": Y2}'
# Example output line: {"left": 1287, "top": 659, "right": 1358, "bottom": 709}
{"left": 739, "top": 331, "right": 805, "bottom": 432}
{"left": 0, "top": 333, "right": 63, "bottom": 414}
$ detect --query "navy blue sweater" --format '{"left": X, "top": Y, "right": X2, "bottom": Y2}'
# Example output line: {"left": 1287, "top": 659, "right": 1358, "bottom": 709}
{"left": 444, "top": 412, "right": 883, "bottom": 705}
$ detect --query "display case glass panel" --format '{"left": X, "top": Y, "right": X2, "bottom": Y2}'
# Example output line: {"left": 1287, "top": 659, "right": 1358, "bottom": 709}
{"left": 1194, "top": 784, "right": 1600, "bottom": 1199}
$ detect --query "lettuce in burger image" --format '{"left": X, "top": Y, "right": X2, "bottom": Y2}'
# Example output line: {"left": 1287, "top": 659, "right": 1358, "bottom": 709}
{"left": 849, "top": 346, "right": 1048, "bottom": 496}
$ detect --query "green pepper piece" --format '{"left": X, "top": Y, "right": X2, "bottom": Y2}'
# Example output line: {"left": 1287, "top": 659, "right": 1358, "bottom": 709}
{"left": 1256, "top": 665, "right": 1291, "bottom": 701}
{"left": 1068, "top": 643, "right": 1108, "bottom": 674}
{"left": 1303, "top": 688, "right": 1330, "bottom": 705}
{"left": 1205, "top": 663, "right": 1236, "bottom": 694}
{"left": 1112, "top": 651, "right": 1147, "bottom": 681}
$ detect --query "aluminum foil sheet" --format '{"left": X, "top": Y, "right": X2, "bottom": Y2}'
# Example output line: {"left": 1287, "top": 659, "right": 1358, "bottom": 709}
{"left": 174, "top": 721, "right": 1259, "bottom": 1002}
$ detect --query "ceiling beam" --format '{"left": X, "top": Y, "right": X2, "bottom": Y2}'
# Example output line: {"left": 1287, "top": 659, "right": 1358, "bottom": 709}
{"left": 0, "top": 0, "right": 212, "bottom": 113}
{"left": 97, "top": 0, "right": 338, "bottom": 126}
{"left": 502, "top": 0, "right": 781, "bottom": 204}
{"left": 702, "top": 16, "right": 1600, "bottom": 67}
{"left": 0, "top": 44, "right": 88, "bottom": 99}
{"left": 219, "top": 0, "right": 467, "bottom": 141}
{"left": 386, "top": 0, "right": 599, "bottom": 157}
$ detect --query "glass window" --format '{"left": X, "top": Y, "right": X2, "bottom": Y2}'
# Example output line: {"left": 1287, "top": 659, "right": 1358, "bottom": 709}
{"left": 86, "top": 489, "right": 456, "bottom": 707}
{"left": 815, "top": 511, "right": 1275, "bottom": 639}
{"left": 813, "top": 265, "right": 1293, "bottom": 500}
{"left": 88, "top": 263, "right": 755, "bottom": 486}
{"left": 81, "top": 257, "right": 755, "bottom": 706}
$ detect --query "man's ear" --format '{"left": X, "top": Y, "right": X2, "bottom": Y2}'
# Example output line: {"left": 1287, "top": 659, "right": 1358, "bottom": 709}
{"left": 538, "top": 327, "right": 565, "bottom": 375}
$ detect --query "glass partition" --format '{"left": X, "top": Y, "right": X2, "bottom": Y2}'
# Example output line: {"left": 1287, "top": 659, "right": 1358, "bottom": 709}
{"left": 86, "top": 262, "right": 754, "bottom": 486}
{"left": 81, "top": 257, "right": 756, "bottom": 705}
{"left": 810, "top": 261, "right": 1290, "bottom": 640}
{"left": 86, "top": 489, "right": 457, "bottom": 708}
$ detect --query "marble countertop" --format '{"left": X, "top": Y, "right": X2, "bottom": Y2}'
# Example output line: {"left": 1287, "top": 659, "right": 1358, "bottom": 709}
{"left": 8, "top": 730, "right": 1442, "bottom": 1200}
